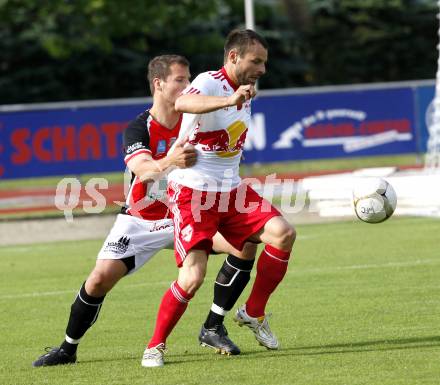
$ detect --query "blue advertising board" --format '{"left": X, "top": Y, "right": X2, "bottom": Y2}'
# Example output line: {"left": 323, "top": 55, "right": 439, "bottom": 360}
{"left": 415, "top": 84, "right": 435, "bottom": 153}
{"left": 0, "top": 83, "right": 424, "bottom": 179}
{"left": 0, "top": 102, "right": 150, "bottom": 179}
{"left": 244, "top": 87, "right": 417, "bottom": 163}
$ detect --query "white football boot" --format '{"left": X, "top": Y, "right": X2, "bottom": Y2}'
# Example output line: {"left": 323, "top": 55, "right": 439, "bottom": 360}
{"left": 141, "top": 343, "right": 166, "bottom": 367}
{"left": 234, "top": 304, "right": 279, "bottom": 350}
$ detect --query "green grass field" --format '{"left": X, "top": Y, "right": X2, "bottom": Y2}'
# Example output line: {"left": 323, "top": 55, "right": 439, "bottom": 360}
{"left": 1, "top": 217, "right": 439, "bottom": 385}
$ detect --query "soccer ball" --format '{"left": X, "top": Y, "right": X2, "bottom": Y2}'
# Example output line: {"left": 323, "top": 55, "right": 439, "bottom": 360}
{"left": 352, "top": 177, "right": 397, "bottom": 223}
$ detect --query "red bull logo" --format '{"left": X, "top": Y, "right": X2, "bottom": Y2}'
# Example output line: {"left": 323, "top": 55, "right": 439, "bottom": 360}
{"left": 189, "top": 121, "right": 248, "bottom": 158}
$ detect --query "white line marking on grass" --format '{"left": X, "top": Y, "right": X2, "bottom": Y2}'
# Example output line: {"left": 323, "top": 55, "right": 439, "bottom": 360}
{"left": 0, "top": 244, "right": 54, "bottom": 253}
{"left": 0, "top": 281, "right": 171, "bottom": 300}
{"left": 296, "top": 235, "right": 316, "bottom": 240}
{"left": 337, "top": 259, "right": 438, "bottom": 270}
{"left": 0, "top": 289, "right": 77, "bottom": 300}
{"left": 296, "top": 258, "right": 440, "bottom": 275}
{"left": 1, "top": 259, "right": 436, "bottom": 300}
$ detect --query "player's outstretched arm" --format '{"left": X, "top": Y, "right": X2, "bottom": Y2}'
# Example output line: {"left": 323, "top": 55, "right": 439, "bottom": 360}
{"left": 175, "top": 84, "right": 256, "bottom": 114}
{"left": 127, "top": 140, "right": 196, "bottom": 183}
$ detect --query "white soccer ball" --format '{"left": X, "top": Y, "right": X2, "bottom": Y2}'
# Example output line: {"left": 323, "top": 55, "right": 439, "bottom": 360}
{"left": 352, "top": 177, "right": 397, "bottom": 223}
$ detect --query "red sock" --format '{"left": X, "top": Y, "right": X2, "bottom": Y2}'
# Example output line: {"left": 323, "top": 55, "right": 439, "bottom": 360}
{"left": 148, "top": 281, "right": 193, "bottom": 348}
{"left": 245, "top": 245, "right": 291, "bottom": 318}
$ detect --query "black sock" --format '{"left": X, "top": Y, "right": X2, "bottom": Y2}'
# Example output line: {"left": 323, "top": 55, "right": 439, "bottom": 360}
{"left": 204, "top": 255, "right": 254, "bottom": 329}
{"left": 60, "top": 282, "right": 105, "bottom": 355}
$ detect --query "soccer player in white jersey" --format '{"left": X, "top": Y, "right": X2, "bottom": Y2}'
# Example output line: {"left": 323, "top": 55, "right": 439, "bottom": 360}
{"left": 32, "top": 54, "right": 257, "bottom": 367}
{"left": 142, "top": 30, "right": 296, "bottom": 367}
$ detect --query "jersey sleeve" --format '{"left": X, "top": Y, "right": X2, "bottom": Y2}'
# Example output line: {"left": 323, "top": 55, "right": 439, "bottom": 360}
{"left": 182, "top": 72, "right": 217, "bottom": 97}
{"left": 123, "top": 116, "right": 151, "bottom": 164}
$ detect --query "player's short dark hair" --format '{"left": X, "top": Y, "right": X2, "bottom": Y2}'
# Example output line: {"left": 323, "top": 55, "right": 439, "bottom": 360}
{"left": 224, "top": 29, "right": 268, "bottom": 62}
{"left": 147, "top": 55, "right": 190, "bottom": 95}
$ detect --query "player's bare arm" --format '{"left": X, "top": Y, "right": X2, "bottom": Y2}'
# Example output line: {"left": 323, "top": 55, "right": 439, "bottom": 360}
{"left": 127, "top": 141, "right": 197, "bottom": 183}
{"left": 175, "top": 84, "right": 256, "bottom": 114}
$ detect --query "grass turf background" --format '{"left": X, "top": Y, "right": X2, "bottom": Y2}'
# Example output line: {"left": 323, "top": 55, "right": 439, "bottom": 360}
{"left": 1, "top": 216, "right": 439, "bottom": 384}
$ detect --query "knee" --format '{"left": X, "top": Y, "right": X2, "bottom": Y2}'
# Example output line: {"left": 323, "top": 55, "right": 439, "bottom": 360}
{"left": 178, "top": 268, "right": 205, "bottom": 295}
{"left": 284, "top": 224, "right": 296, "bottom": 247}
{"left": 187, "top": 272, "right": 205, "bottom": 295}
{"left": 178, "top": 250, "right": 208, "bottom": 295}
{"left": 275, "top": 222, "right": 296, "bottom": 250}
{"left": 86, "top": 270, "right": 115, "bottom": 297}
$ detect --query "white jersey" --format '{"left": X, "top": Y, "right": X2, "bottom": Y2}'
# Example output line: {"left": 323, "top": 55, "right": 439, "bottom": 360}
{"left": 168, "top": 67, "right": 251, "bottom": 192}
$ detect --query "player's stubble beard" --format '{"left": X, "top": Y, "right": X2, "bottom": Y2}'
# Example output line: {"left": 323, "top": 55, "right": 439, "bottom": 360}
{"left": 234, "top": 66, "right": 260, "bottom": 86}
{"left": 234, "top": 70, "right": 249, "bottom": 86}
{"left": 233, "top": 65, "right": 246, "bottom": 86}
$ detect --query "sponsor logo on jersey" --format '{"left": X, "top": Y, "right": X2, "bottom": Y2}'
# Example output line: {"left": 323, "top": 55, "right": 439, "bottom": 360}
{"left": 156, "top": 140, "right": 166, "bottom": 154}
{"left": 126, "top": 142, "right": 144, "bottom": 154}
{"left": 149, "top": 222, "right": 173, "bottom": 232}
{"left": 104, "top": 236, "right": 130, "bottom": 254}
{"left": 189, "top": 121, "right": 247, "bottom": 158}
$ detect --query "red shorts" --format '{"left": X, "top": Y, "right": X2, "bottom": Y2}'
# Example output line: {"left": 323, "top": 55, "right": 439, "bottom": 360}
{"left": 168, "top": 182, "right": 281, "bottom": 267}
